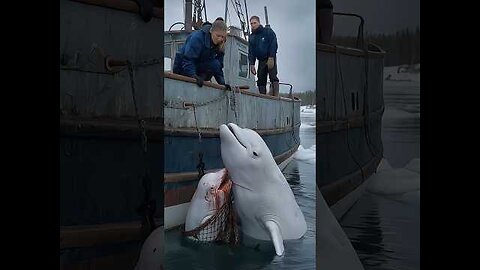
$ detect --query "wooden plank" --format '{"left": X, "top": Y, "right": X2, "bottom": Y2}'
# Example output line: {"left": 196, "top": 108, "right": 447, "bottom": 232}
{"left": 164, "top": 72, "right": 249, "bottom": 90}
{"left": 164, "top": 143, "right": 299, "bottom": 183}
{"left": 164, "top": 125, "right": 298, "bottom": 137}
{"left": 60, "top": 118, "right": 299, "bottom": 139}
{"left": 60, "top": 118, "right": 164, "bottom": 141}
{"left": 60, "top": 221, "right": 164, "bottom": 249}
{"left": 164, "top": 72, "right": 301, "bottom": 103}
{"left": 60, "top": 222, "right": 141, "bottom": 249}
{"left": 317, "top": 107, "right": 384, "bottom": 133}
{"left": 317, "top": 43, "right": 385, "bottom": 59}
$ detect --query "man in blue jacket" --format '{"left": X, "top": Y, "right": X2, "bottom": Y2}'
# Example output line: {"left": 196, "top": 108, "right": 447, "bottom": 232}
{"left": 173, "top": 20, "right": 227, "bottom": 87}
{"left": 248, "top": 16, "right": 279, "bottom": 96}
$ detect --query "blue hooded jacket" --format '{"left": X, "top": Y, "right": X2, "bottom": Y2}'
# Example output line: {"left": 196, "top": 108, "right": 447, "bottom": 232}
{"left": 172, "top": 24, "right": 224, "bottom": 78}
{"left": 248, "top": 25, "right": 278, "bottom": 65}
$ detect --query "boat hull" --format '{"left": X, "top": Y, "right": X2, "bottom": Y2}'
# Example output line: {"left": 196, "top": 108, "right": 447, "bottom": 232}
{"left": 163, "top": 74, "right": 302, "bottom": 229}
{"left": 60, "top": 0, "right": 163, "bottom": 268}
{"left": 316, "top": 43, "right": 385, "bottom": 215}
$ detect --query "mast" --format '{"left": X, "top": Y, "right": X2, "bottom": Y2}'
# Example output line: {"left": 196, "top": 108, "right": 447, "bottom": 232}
{"left": 264, "top": 6, "right": 269, "bottom": 28}
{"left": 244, "top": 0, "right": 250, "bottom": 35}
{"left": 185, "top": 0, "right": 193, "bottom": 32}
{"left": 203, "top": 0, "right": 208, "bottom": 22}
{"left": 224, "top": 0, "right": 228, "bottom": 25}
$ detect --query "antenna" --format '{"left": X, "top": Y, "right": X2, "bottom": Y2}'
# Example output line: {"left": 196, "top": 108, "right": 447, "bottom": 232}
{"left": 185, "top": 0, "right": 193, "bottom": 32}
{"left": 203, "top": 0, "right": 208, "bottom": 22}
{"left": 264, "top": 6, "right": 270, "bottom": 28}
{"left": 244, "top": 0, "right": 250, "bottom": 35}
{"left": 224, "top": 0, "right": 228, "bottom": 25}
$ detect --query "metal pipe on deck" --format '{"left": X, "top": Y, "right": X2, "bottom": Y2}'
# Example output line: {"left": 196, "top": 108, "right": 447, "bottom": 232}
{"left": 105, "top": 56, "right": 128, "bottom": 72}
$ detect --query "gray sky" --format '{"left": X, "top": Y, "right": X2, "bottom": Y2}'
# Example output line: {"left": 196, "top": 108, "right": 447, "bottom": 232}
{"left": 165, "top": 0, "right": 316, "bottom": 93}
{"left": 331, "top": 0, "right": 420, "bottom": 36}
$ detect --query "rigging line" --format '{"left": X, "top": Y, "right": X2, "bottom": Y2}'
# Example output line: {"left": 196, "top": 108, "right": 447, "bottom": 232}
{"left": 336, "top": 48, "right": 366, "bottom": 180}
{"left": 229, "top": 0, "right": 242, "bottom": 28}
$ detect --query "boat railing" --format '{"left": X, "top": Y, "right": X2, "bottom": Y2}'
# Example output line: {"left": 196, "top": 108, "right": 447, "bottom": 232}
{"left": 169, "top": 22, "right": 186, "bottom": 31}
{"left": 278, "top": 82, "right": 293, "bottom": 97}
{"left": 332, "top": 12, "right": 365, "bottom": 50}
{"left": 164, "top": 72, "right": 248, "bottom": 90}
{"left": 164, "top": 72, "right": 300, "bottom": 102}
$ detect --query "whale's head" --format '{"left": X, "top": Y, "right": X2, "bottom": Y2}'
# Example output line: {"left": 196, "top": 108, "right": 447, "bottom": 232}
{"left": 185, "top": 169, "right": 228, "bottom": 232}
{"left": 219, "top": 123, "right": 277, "bottom": 187}
{"left": 193, "top": 169, "right": 226, "bottom": 211}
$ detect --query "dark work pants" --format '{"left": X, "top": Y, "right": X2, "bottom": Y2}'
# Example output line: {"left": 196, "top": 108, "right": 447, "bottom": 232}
{"left": 257, "top": 57, "right": 279, "bottom": 88}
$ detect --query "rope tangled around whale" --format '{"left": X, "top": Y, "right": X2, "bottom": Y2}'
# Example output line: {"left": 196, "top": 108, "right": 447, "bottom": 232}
{"left": 182, "top": 170, "right": 240, "bottom": 245}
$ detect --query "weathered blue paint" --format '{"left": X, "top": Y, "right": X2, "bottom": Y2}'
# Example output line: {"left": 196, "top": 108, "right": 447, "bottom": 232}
{"left": 317, "top": 118, "right": 383, "bottom": 188}
{"left": 164, "top": 127, "right": 300, "bottom": 173}
{"left": 60, "top": 137, "right": 164, "bottom": 226}
{"left": 316, "top": 42, "right": 385, "bottom": 206}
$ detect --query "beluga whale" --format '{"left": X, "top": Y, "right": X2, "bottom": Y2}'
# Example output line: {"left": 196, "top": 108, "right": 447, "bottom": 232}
{"left": 184, "top": 168, "right": 232, "bottom": 241}
{"left": 219, "top": 123, "right": 307, "bottom": 256}
{"left": 134, "top": 226, "right": 164, "bottom": 270}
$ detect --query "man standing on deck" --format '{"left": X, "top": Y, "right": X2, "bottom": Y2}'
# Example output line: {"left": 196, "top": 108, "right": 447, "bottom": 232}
{"left": 248, "top": 16, "right": 279, "bottom": 96}
{"left": 173, "top": 19, "right": 228, "bottom": 87}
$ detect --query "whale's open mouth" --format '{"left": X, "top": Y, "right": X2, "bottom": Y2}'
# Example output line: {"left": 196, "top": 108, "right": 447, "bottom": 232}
{"left": 228, "top": 124, "right": 247, "bottom": 149}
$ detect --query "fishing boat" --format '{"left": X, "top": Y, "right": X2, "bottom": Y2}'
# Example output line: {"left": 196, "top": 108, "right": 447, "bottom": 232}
{"left": 316, "top": 7, "right": 385, "bottom": 219}
{"left": 163, "top": 0, "right": 301, "bottom": 229}
{"left": 60, "top": 0, "right": 164, "bottom": 269}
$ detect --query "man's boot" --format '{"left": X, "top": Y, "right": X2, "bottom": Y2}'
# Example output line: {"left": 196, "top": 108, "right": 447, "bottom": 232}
{"left": 272, "top": 82, "right": 280, "bottom": 97}
{"left": 258, "top": 86, "right": 267, "bottom": 95}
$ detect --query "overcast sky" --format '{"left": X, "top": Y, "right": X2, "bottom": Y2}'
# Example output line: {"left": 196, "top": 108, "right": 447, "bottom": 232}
{"left": 164, "top": 0, "right": 420, "bottom": 92}
{"left": 332, "top": 0, "right": 420, "bottom": 36}
{"left": 165, "top": 0, "right": 316, "bottom": 93}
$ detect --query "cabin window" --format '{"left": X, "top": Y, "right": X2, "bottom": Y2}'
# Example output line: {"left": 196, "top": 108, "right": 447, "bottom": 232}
{"left": 238, "top": 52, "right": 248, "bottom": 78}
{"left": 351, "top": 93, "right": 355, "bottom": 111}
{"left": 164, "top": 43, "right": 173, "bottom": 71}
{"left": 351, "top": 91, "right": 360, "bottom": 111}
{"left": 164, "top": 43, "right": 172, "bottom": 58}
{"left": 356, "top": 92, "right": 359, "bottom": 111}
{"left": 170, "top": 41, "right": 184, "bottom": 67}
{"left": 174, "top": 42, "right": 184, "bottom": 54}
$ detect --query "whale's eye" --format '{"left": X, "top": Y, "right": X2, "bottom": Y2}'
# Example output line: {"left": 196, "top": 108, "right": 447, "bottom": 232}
{"left": 253, "top": 151, "right": 258, "bottom": 156}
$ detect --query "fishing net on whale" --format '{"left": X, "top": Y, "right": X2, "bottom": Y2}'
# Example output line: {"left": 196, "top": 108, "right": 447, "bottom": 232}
{"left": 182, "top": 170, "right": 240, "bottom": 245}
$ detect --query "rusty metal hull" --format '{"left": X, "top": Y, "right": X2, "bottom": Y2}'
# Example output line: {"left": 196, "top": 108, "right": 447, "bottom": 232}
{"left": 316, "top": 43, "right": 385, "bottom": 209}
{"left": 60, "top": 0, "right": 163, "bottom": 269}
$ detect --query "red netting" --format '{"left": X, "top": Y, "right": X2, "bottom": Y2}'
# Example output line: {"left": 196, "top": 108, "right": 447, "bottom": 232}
{"left": 182, "top": 170, "right": 239, "bottom": 245}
